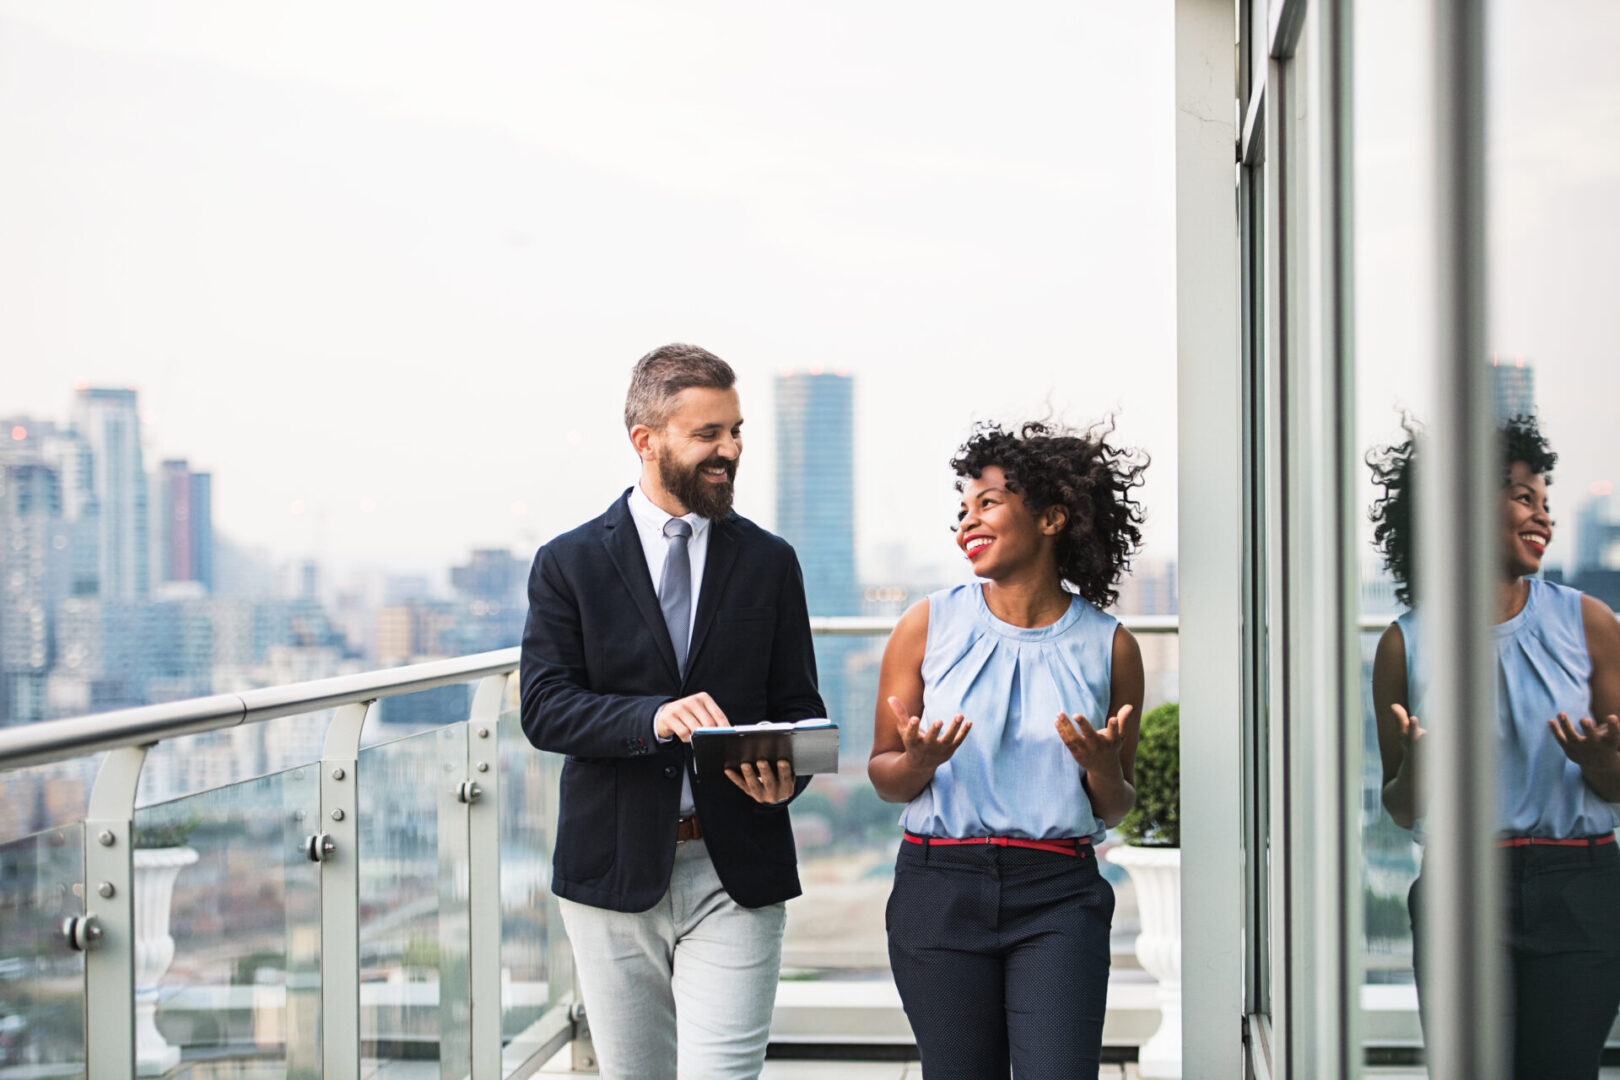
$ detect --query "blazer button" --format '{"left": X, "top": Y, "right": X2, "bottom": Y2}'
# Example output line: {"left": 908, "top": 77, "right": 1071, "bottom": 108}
{"left": 663, "top": 766, "right": 677, "bottom": 779}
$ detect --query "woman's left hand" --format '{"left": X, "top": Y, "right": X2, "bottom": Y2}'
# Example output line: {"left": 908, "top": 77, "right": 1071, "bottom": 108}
{"left": 1549, "top": 712, "right": 1620, "bottom": 771}
{"left": 1056, "top": 704, "right": 1133, "bottom": 777}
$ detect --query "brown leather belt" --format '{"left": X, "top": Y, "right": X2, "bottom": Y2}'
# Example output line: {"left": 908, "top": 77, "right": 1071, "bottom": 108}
{"left": 677, "top": 816, "right": 703, "bottom": 843}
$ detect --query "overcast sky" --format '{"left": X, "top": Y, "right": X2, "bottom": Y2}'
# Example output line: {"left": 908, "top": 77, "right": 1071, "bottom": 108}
{"left": 0, "top": 2, "right": 1179, "bottom": 585}
{"left": 1, "top": 2, "right": 1615, "bottom": 586}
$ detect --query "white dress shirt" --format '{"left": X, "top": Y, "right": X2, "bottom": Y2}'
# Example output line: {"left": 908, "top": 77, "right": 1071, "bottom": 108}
{"left": 627, "top": 481, "right": 711, "bottom": 817}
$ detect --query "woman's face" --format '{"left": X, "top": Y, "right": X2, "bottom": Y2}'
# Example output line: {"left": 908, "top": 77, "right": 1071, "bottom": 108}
{"left": 956, "top": 465, "right": 1061, "bottom": 579}
{"left": 1502, "top": 460, "right": 1554, "bottom": 579}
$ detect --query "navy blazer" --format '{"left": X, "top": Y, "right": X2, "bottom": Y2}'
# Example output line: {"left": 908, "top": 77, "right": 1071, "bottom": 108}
{"left": 520, "top": 490, "right": 825, "bottom": 913}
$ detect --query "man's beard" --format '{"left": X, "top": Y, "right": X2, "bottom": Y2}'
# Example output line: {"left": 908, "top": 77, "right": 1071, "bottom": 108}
{"left": 657, "top": 448, "right": 737, "bottom": 520}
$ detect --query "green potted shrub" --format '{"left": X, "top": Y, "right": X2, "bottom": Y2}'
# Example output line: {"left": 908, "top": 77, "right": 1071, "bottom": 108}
{"left": 1105, "top": 702, "right": 1181, "bottom": 1079}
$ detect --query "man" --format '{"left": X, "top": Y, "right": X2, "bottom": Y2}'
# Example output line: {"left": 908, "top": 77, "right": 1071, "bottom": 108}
{"left": 520, "top": 343, "right": 824, "bottom": 1080}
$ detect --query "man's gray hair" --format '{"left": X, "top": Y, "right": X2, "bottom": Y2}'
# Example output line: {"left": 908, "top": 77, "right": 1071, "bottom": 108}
{"left": 624, "top": 344, "right": 737, "bottom": 431}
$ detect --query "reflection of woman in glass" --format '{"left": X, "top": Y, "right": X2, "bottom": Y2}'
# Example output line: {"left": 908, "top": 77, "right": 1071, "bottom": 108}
{"left": 1371, "top": 415, "right": 1620, "bottom": 1079}
{"left": 868, "top": 421, "right": 1147, "bottom": 1080}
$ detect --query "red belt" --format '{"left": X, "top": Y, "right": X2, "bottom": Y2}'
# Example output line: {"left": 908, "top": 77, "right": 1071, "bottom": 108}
{"left": 903, "top": 831, "right": 1091, "bottom": 858}
{"left": 1497, "top": 834, "right": 1616, "bottom": 848}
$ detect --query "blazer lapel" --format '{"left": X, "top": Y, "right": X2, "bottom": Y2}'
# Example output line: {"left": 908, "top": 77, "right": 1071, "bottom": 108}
{"left": 600, "top": 493, "right": 681, "bottom": 683}
{"left": 685, "top": 514, "right": 740, "bottom": 673}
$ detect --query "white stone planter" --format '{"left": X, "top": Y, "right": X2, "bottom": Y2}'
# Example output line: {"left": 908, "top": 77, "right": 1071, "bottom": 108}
{"left": 133, "top": 846, "right": 199, "bottom": 1077}
{"left": 1107, "top": 844, "right": 1181, "bottom": 1079}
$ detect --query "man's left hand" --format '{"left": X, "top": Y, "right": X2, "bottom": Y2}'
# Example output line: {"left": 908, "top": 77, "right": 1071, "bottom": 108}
{"left": 726, "top": 759, "right": 795, "bottom": 804}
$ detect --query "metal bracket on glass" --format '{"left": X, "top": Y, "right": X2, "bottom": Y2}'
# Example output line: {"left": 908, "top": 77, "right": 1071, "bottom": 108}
{"left": 61, "top": 914, "right": 103, "bottom": 952}
{"left": 303, "top": 833, "right": 337, "bottom": 863}
{"left": 456, "top": 779, "right": 483, "bottom": 804}
{"left": 570, "top": 999, "right": 596, "bottom": 1072}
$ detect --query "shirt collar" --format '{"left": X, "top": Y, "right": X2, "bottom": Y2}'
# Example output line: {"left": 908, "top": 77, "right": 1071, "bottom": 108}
{"left": 628, "top": 480, "right": 711, "bottom": 540}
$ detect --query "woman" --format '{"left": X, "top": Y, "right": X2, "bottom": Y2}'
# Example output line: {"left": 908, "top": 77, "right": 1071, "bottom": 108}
{"left": 868, "top": 420, "right": 1147, "bottom": 1080}
{"left": 1370, "top": 414, "right": 1620, "bottom": 1080}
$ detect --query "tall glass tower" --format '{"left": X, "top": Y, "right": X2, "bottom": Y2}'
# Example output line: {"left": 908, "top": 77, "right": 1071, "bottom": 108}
{"left": 74, "top": 388, "right": 148, "bottom": 600}
{"left": 774, "top": 372, "right": 858, "bottom": 616}
{"left": 774, "top": 371, "right": 863, "bottom": 753}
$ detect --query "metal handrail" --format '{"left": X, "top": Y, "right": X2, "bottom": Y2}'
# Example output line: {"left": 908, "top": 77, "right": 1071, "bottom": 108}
{"left": 0, "top": 611, "right": 1408, "bottom": 774}
{"left": 0, "top": 647, "right": 521, "bottom": 771}
{"left": 0, "top": 611, "right": 1409, "bottom": 774}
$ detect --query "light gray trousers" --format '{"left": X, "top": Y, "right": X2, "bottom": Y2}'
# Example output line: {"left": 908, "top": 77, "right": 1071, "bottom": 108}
{"left": 556, "top": 839, "right": 787, "bottom": 1080}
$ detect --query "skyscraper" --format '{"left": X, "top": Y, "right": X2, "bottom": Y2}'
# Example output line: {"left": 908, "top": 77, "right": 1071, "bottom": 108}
{"left": 74, "top": 388, "right": 148, "bottom": 600}
{"left": 774, "top": 372, "right": 858, "bottom": 616}
{"left": 774, "top": 371, "right": 862, "bottom": 754}
{"left": 0, "top": 450, "right": 60, "bottom": 725}
{"left": 159, "top": 459, "right": 214, "bottom": 592}
{"left": 1491, "top": 356, "right": 1536, "bottom": 422}
{"left": 1576, "top": 494, "right": 1620, "bottom": 575}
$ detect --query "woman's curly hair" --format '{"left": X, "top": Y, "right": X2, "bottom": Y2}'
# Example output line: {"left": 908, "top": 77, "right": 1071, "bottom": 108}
{"left": 1367, "top": 413, "right": 1557, "bottom": 607}
{"left": 950, "top": 419, "right": 1148, "bottom": 608}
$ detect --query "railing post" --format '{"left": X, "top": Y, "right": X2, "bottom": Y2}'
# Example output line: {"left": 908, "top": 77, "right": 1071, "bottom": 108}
{"left": 284, "top": 767, "right": 322, "bottom": 1080}
{"left": 320, "top": 702, "right": 371, "bottom": 1080}
{"left": 83, "top": 745, "right": 148, "bottom": 1080}
{"left": 467, "top": 675, "right": 510, "bottom": 1080}
{"left": 438, "top": 722, "right": 474, "bottom": 1080}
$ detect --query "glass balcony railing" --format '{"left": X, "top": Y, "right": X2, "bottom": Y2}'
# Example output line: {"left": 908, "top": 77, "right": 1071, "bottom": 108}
{"left": 0, "top": 618, "right": 1182, "bottom": 1078}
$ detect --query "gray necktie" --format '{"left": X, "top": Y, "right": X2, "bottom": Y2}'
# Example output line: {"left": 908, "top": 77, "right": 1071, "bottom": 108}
{"left": 659, "top": 518, "right": 693, "bottom": 676}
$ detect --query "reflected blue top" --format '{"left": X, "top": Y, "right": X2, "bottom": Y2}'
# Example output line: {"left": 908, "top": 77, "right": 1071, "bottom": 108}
{"left": 899, "top": 584, "right": 1115, "bottom": 843}
{"left": 1400, "top": 578, "right": 1618, "bottom": 840}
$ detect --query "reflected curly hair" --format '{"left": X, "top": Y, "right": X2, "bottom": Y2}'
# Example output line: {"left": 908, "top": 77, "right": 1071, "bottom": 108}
{"left": 1367, "top": 413, "right": 1557, "bottom": 607}
{"left": 951, "top": 419, "right": 1148, "bottom": 608}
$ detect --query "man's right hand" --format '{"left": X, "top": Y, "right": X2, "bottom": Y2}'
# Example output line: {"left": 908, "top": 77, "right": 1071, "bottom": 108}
{"left": 655, "top": 692, "right": 730, "bottom": 742}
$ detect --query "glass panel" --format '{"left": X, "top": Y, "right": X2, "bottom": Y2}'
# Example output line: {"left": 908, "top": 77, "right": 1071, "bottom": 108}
{"left": 496, "top": 706, "right": 571, "bottom": 1076}
{"left": 1485, "top": 0, "right": 1620, "bottom": 1062}
{"left": 1, "top": 759, "right": 103, "bottom": 837}
{"left": 137, "top": 718, "right": 331, "bottom": 808}
{"left": 0, "top": 823, "right": 85, "bottom": 1080}
{"left": 1353, "top": 0, "right": 1439, "bottom": 1065}
{"left": 358, "top": 724, "right": 470, "bottom": 1080}
{"left": 133, "top": 767, "right": 320, "bottom": 1080}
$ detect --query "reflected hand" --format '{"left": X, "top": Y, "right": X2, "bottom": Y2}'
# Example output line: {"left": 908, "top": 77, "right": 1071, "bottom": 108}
{"left": 726, "top": 759, "right": 795, "bottom": 804}
{"left": 655, "top": 692, "right": 729, "bottom": 742}
{"left": 889, "top": 696, "right": 971, "bottom": 770}
{"left": 1549, "top": 712, "right": 1620, "bottom": 770}
{"left": 1392, "top": 704, "right": 1426, "bottom": 773}
{"left": 1056, "top": 705, "right": 1131, "bottom": 774}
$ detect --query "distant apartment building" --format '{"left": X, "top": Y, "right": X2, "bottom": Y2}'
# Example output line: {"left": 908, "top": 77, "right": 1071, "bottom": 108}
{"left": 0, "top": 419, "right": 99, "bottom": 724}
{"left": 376, "top": 602, "right": 458, "bottom": 665}
{"left": 1490, "top": 356, "right": 1536, "bottom": 422}
{"left": 1113, "top": 558, "right": 1179, "bottom": 616}
{"left": 158, "top": 459, "right": 214, "bottom": 591}
{"left": 0, "top": 452, "right": 60, "bottom": 724}
{"left": 74, "top": 387, "right": 149, "bottom": 601}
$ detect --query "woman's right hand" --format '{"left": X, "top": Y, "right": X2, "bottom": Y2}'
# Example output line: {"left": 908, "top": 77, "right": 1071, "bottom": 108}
{"left": 889, "top": 696, "right": 971, "bottom": 770}
{"left": 1392, "top": 703, "right": 1426, "bottom": 773}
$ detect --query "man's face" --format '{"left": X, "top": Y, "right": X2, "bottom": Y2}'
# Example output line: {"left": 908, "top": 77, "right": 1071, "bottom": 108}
{"left": 649, "top": 386, "right": 743, "bottom": 519}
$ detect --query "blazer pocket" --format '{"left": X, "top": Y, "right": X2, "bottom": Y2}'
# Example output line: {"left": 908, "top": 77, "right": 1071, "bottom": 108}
{"left": 718, "top": 606, "right": 776, "bottom": 623}
{"left": 555, "top": 759, "right": 616, "bottom": 881}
